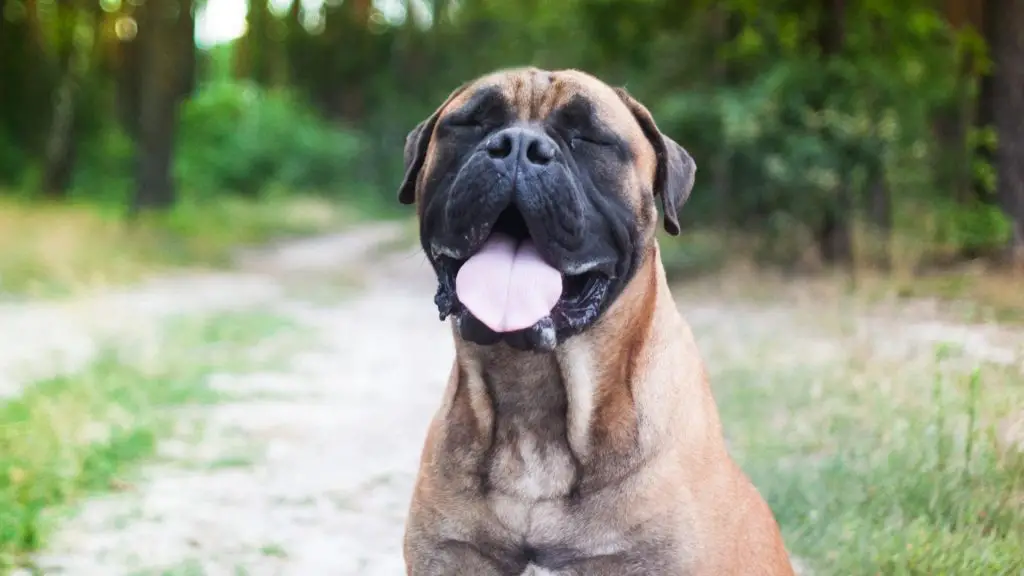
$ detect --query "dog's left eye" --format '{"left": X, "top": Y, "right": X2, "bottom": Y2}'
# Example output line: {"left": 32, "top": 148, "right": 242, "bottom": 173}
{"left": 570, "top": 135, "right": 615, "bottom": 149}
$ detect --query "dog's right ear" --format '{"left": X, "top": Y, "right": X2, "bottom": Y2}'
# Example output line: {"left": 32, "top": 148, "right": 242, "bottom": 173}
{"left": 398, "top": 83, "right": 470, "bottom": 205}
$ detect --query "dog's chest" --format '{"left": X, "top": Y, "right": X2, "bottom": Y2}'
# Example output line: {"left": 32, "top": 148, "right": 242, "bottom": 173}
{"left": 487, "top": 429, "right": 575, "bottom": 499}
{"left": 484, "top": 430, "right": 625, "bottom": 550}
{"left": 488, "top": 490, "right": 630, "bottom": 572}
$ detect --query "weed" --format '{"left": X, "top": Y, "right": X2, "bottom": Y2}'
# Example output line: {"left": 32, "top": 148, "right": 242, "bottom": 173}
{"left": 716, "top": 341, "right": 1024, "bottom": 575}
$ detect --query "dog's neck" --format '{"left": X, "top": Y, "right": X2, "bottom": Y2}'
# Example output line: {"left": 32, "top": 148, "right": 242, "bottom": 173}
{"left": 445, "top": 243, "right": 685, "bottom": 498}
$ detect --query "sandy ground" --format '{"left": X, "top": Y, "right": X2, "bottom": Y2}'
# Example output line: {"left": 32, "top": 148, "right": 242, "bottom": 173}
{"left": 5, "top": 222, "right": 1023, "bottom": 575}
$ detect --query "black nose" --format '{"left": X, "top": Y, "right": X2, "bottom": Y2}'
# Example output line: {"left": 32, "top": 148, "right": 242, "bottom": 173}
{"left": 485, "top": 127, "right": 556, "bottom": 166}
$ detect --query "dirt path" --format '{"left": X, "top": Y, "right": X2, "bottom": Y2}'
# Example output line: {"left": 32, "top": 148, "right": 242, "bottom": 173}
{"left": 11, "top": 223, "right": 1024, "bottom": 575}
{"left": 18, "top": 223, "right": 445, "bottom": 575}
{"left": 0, "top": 223, "right": 406, "bottom": 400}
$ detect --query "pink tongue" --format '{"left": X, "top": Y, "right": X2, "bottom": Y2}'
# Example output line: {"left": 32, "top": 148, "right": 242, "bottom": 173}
{"left": 455, "top": 233, "right": 563, "bottom": 333}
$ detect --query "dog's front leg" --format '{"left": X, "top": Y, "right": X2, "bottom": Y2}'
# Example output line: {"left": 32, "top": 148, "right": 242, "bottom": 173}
{"left": 406, "top": 540, "right": 512, "bottom": 576}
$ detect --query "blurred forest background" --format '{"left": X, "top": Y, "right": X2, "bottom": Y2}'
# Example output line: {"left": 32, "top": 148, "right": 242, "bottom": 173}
{"left": 1, "top": 0, "right": 1023, "bottom": 295}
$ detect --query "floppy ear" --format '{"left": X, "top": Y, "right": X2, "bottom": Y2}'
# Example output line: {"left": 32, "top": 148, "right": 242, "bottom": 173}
{"left": 397, "top": 83, "right": 470, "bottom": 205}
{"left": 614, "top": 87, "right": 697, "bottom": 236}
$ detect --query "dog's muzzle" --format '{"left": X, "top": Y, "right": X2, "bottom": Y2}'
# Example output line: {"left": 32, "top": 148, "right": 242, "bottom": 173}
{"left": 426, "top": 127, "right": 617, "bottom": 351}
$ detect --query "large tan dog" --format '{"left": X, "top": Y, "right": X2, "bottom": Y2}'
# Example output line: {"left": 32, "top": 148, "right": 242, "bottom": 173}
{"left": 397, "top": 67, "right": 796, "bottom": 575}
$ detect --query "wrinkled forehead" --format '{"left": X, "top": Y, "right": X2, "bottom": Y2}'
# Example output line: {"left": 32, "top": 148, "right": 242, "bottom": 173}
{"left": 442, "top": 68, "right": 641, "bottom": 133}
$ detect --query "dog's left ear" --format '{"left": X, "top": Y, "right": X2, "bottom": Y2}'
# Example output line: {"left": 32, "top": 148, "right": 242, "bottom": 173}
{"left": 398, "top": 83, "right": 470, "bottom": 205}
{"left": 614, "top": 87, "right": 697, "bottom": 236}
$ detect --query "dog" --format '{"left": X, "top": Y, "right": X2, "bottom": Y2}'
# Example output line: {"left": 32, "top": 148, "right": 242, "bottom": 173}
{"left": 397, "top": 67, "right": 796, "bottom": 575}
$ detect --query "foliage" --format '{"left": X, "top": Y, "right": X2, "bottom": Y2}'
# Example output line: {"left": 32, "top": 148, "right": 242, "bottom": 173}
{"left": 62, "top": 80, "right": 366, "bottom": 207}
{"left": 0, "top": 0, "right": 1019, "bottom": 270}
{"left": 648, "top": 4, "right": 1008, "bottom": 262}
{"left": 174, "top": 81, "right": 365, "bottom": 199}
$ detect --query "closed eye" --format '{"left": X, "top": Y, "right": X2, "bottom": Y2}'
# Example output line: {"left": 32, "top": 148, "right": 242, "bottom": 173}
{"left": 442, "top": 88, "right": 510, "bottom": 132}
{"left": 443, "top": 114, "right": 484, "bottom": 130}
{"left": 555, "top": 96, "right": 622, "bottom": 150}
{"left": 570, "top": 134, "right": 617, "bottom": 149}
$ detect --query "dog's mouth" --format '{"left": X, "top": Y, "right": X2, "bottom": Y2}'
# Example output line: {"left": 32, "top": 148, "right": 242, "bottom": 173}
{"left": 432, "top": 206, "right": 612, "bottom": 351}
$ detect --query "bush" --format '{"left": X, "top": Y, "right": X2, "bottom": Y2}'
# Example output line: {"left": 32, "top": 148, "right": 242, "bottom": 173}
{"left": 66, "top": 81, "right": 368, "bottom": 209}
{"left": 70, "top": 128, "right": 136, "bottom": 207}
{"left": 175, "top": 80, "right": 365, "bottom": 199}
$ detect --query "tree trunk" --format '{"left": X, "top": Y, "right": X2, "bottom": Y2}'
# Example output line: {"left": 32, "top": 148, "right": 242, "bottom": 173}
{"left": 1, "top": 0, "right": 53, "bottom": 163}
{"left": 42, "top": 2, "right": 98, "bottom": 198}
{"left": 337, "top": 0, "right": 372, "bottom": 122}
{"left": 819, "top": 184, "right": 855, "bottom": 265}
{"left": 236, "top": 0, "right": 274, "bottom": 86}
{"left": 710, "top": 7, "right": 733, "bottom": 227}
{"left": 179, "top": 0, "right": 195, "bottom": 98}
{"left": 814, "top": 0, "right": 854, "bottom": 267}
{"left": 867, "top": 175, "right": 892, "bottom": 269}
{"left": 942, "top": 0, "right": 987, "bottom": 205}
{"left": 41, "top": 88, "right": 79, "bottom": 198}
{"left": 990, "top": 0, "right": 1024, "bottom": 266}
{"left": 130, "top": 0, "right": 193, "bottom": 213}
{"left": 116, "top": 3, "right": 142, "bottom": 140}
{"left": 966, "top": 0, "right": 999, "bottom": 209}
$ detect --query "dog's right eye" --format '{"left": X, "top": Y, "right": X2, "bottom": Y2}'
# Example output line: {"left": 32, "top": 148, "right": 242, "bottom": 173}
{"left": 443, "top": 114, "right": 484, "bottom": 129}
{"left": 443, "top": 97, "right": 509, "bottom": 134}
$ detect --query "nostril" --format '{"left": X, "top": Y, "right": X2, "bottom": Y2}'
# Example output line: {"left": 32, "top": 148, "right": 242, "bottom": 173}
{"left": 526, "top": 138, "right": 555, "bottom": 165}
{"left": 486, "top": 133, "right": 513, "bottom": 159}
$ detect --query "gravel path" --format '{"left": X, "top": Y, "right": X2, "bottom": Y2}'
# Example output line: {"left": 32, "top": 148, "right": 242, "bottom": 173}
{"left": 8, "top": 223, "right": 1024, "bottom": 575}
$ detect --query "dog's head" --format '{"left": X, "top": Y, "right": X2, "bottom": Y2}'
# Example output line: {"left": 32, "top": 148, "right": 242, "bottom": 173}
{"left": 398, "top": 68, "right": 696, "bottom": 351}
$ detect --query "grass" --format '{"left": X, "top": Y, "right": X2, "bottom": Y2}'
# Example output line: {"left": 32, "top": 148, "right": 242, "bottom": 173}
{"left": 0, "top": 310, "right": 302, "bottom": 572}
{"left": 880, "top": 271, "right": 1024, "bottom": 325}
{"left": 714, "top": 333, "right": 1024, "bottom": 574}
{"left": 659, "top": 226, "right": 1024, "bottom": 325}
{"left": 0, "top": 194, "right": 357, "bottom": 298}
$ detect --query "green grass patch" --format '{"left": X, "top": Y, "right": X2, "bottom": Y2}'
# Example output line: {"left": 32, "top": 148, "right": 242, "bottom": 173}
{"left": 0, "top": 194, "right": 359, "bottom": 298}
{"left": 716, "top": 343, "right": 1024, "bottom": 575}
{"left": 0, "top": 310, "right": 302, "bottom": 572}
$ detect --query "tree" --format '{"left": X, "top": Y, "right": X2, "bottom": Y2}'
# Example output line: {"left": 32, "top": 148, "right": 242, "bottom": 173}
{"left": 0, "top": 0, "right": 52, "bottom": 182}
{"left": 130, "top": 0, "right": 195, "bottom": 212}
{"left": 990, "top": 0, "right": 1024, "bottom": 266}
{"left": 814, "top": 0, "right": 854, "bottom": 267}
{"left": 234, "top": 0, "right": 281, "bottom": 87}
{"left": 41, "top": 0, "right": 102, "bottom": 198}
